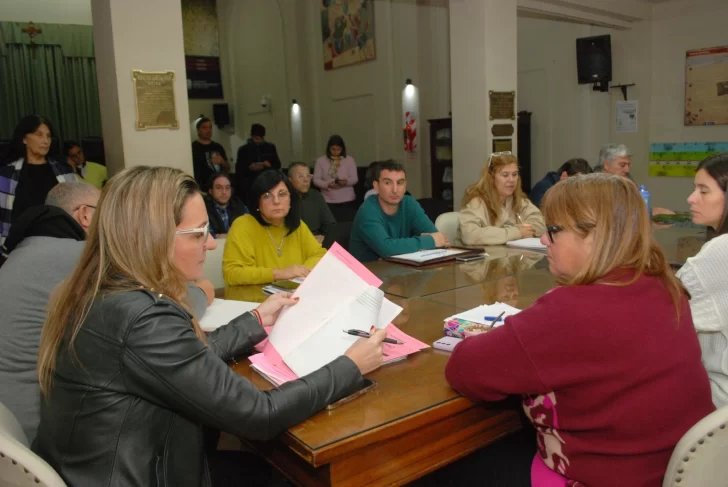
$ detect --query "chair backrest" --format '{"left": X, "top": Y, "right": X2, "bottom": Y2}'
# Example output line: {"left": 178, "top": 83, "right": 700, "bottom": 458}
{"left": 203, "top": 237, "right": 226, "bottom": 289}
{"left": 435, "top": 212, "right": 460, "bottom": 243}
{"left": 663, "top": 404, "right": 728, "bottom": 487}
{"left": 0, "top": 403, "right": 67, "bottom": 487}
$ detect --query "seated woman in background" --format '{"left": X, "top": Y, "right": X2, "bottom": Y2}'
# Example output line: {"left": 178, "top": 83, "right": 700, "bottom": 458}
{"left": 0, "top": 115, "right": 76, "bottom": 247}
{"left": 677, "top": 152, "right": 728, "bottom": 408}
{"left": 313, "top": 134, "right": 358, "bottom": 221}
{"left": 204, "top": 172, "right": 248, "bottom": 238}
{"left": 442, "top": 173, "right": 714, "bottom": 487}
{"left": 34, "top": 166, "right": 386, "bottom": 487}
{"left": 457, "top": 152, "right": 545, "bottom": 246}
{"left": 223, "top": 169, "right": 326, "bottom": 285}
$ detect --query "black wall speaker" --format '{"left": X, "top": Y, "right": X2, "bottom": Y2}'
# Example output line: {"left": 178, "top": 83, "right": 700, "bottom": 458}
{"left": 212, "top": 103, "right": 230, "bottom": 128}
{"left": 576, "top": 35, "right": 612, "bottom": 90}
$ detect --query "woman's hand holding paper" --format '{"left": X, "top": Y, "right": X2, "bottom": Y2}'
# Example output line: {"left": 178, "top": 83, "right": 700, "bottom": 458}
{"left": 255, "top": 293, "right": 299, "bottom": 327}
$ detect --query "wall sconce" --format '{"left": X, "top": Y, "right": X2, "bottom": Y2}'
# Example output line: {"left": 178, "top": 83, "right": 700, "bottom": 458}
{"left": 402, "top": 79, "right": 418, "bottom": 153}
{"left": 404, "top": 78, "right": 415, "bottom": 97}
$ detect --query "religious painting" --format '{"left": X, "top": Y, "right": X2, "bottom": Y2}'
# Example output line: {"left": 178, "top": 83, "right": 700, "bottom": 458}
{"left": 181, "top": 0, "right": 223, "bottom": 99}
{"left": 181, "top": 0, "right": 220, "bottom": 57}
{"left": 321, "top": 0, "right": 376, "bottom": 71}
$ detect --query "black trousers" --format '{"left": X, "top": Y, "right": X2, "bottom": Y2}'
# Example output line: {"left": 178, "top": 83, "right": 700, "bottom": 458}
{"left": 204, "top": 427, "right": 291, "bottom": 487}
{"left": 408, "top": 425, "right": 536, "bottom": 487}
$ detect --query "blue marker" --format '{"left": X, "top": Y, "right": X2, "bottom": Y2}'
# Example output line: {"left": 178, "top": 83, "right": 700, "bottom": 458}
{"left": 483, "top": 315, "right": 504, "bottom": 322}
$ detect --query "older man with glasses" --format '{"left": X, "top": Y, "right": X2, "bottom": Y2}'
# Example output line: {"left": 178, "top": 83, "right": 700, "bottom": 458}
{"left": 0, "top": 181, "right": 213, "bottom": 444}
{"left": 288, "top": 162, "right": 336, "bottom": 244}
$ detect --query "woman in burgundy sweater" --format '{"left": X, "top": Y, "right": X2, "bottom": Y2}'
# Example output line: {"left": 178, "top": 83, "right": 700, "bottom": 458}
{"left": 445, "top": 174, "right": 714, "bottom": 487}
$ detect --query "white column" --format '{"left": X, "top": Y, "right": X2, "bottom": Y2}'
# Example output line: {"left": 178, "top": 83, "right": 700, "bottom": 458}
{"left": 91, "top": 0, "right": 193, "bottom": 176}
{"left": 450, "top": 0, "right": 518, "bottom": 203}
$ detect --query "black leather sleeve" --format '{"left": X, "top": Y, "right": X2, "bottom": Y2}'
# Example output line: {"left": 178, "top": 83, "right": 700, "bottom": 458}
{"left": 206, "top": 311, "right": 268, "bottom": 361}
{"left": 121, "top": 302, "right": 366, "bottom": 441}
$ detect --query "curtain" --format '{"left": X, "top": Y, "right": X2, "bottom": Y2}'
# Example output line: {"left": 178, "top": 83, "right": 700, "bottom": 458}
{"left": 0, "top": 22, "right": 101, "bottom": 144}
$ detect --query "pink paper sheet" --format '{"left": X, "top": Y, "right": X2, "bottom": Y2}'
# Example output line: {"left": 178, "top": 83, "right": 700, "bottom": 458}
{"left": 249, "top": 352, "right": 298, "bottom": 385}
{"left": 250, "top": 324, "right": 427, "bottom": 386}
{"left": 327, "top": 242, "right": 383, "bottom": 287}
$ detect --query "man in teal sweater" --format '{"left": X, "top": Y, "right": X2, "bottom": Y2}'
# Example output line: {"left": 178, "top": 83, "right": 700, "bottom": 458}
{"left": 349, "top": 161, "right": 449, "bottom": 262}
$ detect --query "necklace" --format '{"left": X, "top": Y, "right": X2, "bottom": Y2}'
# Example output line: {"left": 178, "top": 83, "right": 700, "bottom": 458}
{"left": 265, "top": 227, "right": 285, "bottom": 257}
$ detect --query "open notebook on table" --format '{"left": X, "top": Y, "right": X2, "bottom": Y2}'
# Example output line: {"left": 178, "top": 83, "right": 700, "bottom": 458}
{"left": 250, "top": 243, "right": 429, "bottom": 385}
{"left": 506, "top": 238, "right": 546, "bottom": 251}
{"left": 386, "top": 247, "right": 486, "bottom": 266}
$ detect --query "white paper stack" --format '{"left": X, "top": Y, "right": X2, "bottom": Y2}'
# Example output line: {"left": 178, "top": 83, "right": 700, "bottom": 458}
{"left": 506, "top": 238, "right": 546, "bottom": 251}
{"left": 199, "top": 299, "right": 258, "bottom": 332}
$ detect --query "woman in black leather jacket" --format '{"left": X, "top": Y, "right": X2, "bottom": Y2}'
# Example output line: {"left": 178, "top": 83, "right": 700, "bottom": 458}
{"left": 34, "top": 166, "right": 387, "bottom": 486}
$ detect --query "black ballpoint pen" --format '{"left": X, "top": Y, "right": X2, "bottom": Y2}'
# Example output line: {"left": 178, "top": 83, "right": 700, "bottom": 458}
{"left": 343, "top": 329, "right": 404, "bottom": 345}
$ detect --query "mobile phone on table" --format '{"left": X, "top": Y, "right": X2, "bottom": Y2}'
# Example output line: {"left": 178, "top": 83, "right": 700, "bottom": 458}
{"left": 456, "top": 253, "right": 487, "bottom": 262}
{"left": 325, "top": 379, "right": 377, "bottom": 410}
{"left": 271, "top": 280, "right": 300, "bottom": 291}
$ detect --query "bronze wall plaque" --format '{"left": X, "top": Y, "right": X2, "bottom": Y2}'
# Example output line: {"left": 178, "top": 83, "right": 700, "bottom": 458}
{"left": 492, "top": 138, "right": 512, "bottom": 153}
{"left": 132, "top": 70, "right": 179, "bottom": 130}
{"left": 491, "top": 124, "right": 514, "bottom": 137}
{"left": 489, "top": 91, "right": 515, "bottom": 120}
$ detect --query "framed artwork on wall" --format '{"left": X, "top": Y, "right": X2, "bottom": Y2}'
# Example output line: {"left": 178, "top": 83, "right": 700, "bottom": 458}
{"left": 181, "top": 0, "right": 223, "bottom": 99}
{"left": 685, "top": 45, "right": 728, "bottom": 126}
{"left": 321, "top": 0, "right": 376, "bottom": 71}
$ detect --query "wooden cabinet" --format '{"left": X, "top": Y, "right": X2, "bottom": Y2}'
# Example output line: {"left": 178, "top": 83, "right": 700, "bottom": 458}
{"left": 428, "top": 114, "right": 532, "bottom": 203}
{"left": 428, "top": 117, "right": 453, "bottom": 209}
{"left": 517, "top": 111, "right": 532, "bottom": 193}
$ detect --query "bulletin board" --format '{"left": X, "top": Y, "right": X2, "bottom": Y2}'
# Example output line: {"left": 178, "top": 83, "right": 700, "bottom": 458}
{"left": 685, "top": 45, "right": 728, "bottom": 126}
{"left": 649, "top": 142, "right": 728, "bottom": 177}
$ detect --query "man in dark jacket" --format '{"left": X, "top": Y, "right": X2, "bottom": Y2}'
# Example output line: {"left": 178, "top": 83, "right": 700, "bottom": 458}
{"left": 191, "top": 117, "right": 230, "bottom": 192}
{"left": 235, "top": 123, "right": 281, "bottom": 206}
{"left": 529, "top": 158, "right": 592, "bottom": 208}
{"left": 0, "top": 182, "right": 212, "bottom": 444}
{"left": 204, "top": 172, "right": 248, "bottom": 237}
{"left": 0, "top": 182, "right": 99, "bottom": 442}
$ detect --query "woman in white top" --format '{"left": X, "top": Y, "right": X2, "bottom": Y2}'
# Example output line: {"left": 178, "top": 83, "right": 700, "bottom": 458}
{"left": 676, "top": 152, "right": 728, "bottom": 407}
{"left": 457, "top": 152, "right": 545, "bottom": 246}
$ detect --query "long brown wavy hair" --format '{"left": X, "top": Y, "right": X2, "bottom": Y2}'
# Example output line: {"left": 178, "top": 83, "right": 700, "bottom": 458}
{"left": 461, "top": 154, "right": 527, "bottom": 223}
{"left": 541, "top": 173, "right": 687, "bottom": 321}
{"left": 38, "top": 166, "right": 206, "bottom": 396}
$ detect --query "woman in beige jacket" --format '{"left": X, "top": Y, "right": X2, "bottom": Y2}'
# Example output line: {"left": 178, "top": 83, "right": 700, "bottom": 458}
{"left": 457, "top": 152, "right": 545, "bottom": 245}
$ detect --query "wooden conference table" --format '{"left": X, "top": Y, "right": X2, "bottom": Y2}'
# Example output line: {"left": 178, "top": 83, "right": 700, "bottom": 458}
{"left": 223, "top": 224, "right": 707, "bottom": 487}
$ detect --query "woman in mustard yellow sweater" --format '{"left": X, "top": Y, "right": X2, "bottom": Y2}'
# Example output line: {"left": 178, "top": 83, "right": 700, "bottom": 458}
{"left": 223, "top": 170, "right": 326, "bottom": 285}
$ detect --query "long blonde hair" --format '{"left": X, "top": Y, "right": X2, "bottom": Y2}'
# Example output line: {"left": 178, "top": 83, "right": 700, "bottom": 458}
{"left": 541, "top": 173, "right": 686, "bottom": 320}
{"left": 38, "top": 166, "right": 206, "bottom": 396}
{"left": 461, "top": 154, "right": 527, "bottom": 223}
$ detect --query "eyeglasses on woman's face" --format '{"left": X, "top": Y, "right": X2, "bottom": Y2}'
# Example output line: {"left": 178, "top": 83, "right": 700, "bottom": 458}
{"left": 176, "top": 222, "right": 210, "bottom": 243}
{"left": 261, "top": 190, "right": 291, "bottom": 202}
{"left": 546, "top": 225, "right": 563, "bottom": 244}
